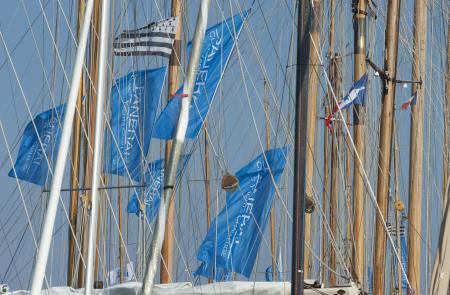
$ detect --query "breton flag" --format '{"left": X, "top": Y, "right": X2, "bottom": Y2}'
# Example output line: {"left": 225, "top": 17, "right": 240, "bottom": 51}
{"left": 113, "top": 17, "right": 179, "bottom": 57}
{"left": 325, "top": 73, "right": 368, "bottom": 130}
{"left": 400, "top": 92, "right": 417, "bottom": 110}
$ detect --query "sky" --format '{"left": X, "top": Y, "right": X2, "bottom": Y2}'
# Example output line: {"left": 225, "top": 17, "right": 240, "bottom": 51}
{"left": 0, "top": 0, "right": 447, "bottom": 294}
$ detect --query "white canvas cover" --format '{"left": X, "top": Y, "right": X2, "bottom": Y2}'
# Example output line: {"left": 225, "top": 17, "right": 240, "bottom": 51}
{"left": 7, "top": 281, "right": 359, "bottom": 295}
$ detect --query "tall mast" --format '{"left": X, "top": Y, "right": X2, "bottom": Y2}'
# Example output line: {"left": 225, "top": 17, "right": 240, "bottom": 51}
{"left": 303, "top": 0, "right": 322, "bottom": 279}
{"left": 321, "top": 0, "right": 334, "bottom": 284}
{"left": 84, "top": 0, "right": 110, "bottom": 292}
{"left": 263, "top": 79, "right": 277, "bottom": 281}
{"left": 28, "top": 0, "right": 95, "bottom": 293}
{"left": 141, "top": 1, "right": 211, "bottom": 294}
{"left": 67, "top": 0, "right": 85, "bottom": 286}
{"left": 78, "top": 1, "right": 101, "bottom": 287}
{"left": 372, "top": 0, "right": 401, "bottom": 294}
{"left": 352, "top": 0, "right": 367, "bottom": 287}
{"left": 329, "top": 55, "right": 341, "bottom": 286}
{"left": 444, "top": 8, "right": 450, "bottom": 205}
{"left": 160, "top": 0, "right": 183, "bottom": 283}
{"left": 407, "top": 0, "right": 427, "bottom": 293}
{"left": 291, "top": 0, "right": 312, "bottom": 294}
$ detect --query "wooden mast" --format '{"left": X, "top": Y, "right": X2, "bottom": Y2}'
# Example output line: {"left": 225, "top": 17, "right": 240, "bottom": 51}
{"left": 160, "top": 0, "right": 182, "bottom": 283}
{"left": 78, "top": 0, "right": 101, "bottom": 287}
{"left": 407, "top": 0, "right": 427, "bottom": 293}
{"left": 321, "top": 0, "right": 334, "bottom": 284}
{"left": 67, "top": 0, "right": 85, "bottom": 287}
{"left": 352, "top": 0, "right": 367, "bottom": 287}
{"left": 291, "top": 0, "right": 312, "bottom": 294}
{"left": 372, "top": 0, "right": 401, "bottom": 294}
{"left": 303, "top": 0, "right": 322, "bottom": 279}
{"left": 263, "top": 79, "right": 277, "bottom": 281}
{"left": 329, "top": 55, "right": 341, "bottom": 286}
{"left": 444, "top": 5, "right": 450, "bottom": 207}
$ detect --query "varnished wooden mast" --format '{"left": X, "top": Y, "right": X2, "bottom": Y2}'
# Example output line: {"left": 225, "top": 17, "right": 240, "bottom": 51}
{"left": 329, "top": 55, "right": 341, "bottom": 286}
{"left": 263, "top": 79, "right": 277, "bottom": 281}
{"left": 78, "top": 0, "right": 101, "bottom": 288}
{"left": 407, "top": 0, "right": 427, "bottom": 293}
{"left": 303, "top": 0, "right": 322, "bottom": 279}
{"left": 160, "top": 0, "right": 183, "bottom": 283}
{"left": 352, "top": 0, "right": 367, "bottom": 287}
{"left": 372, "top": 1, "right": 401, "bottom": 294}
{"left": 67, "top": 0, "right": 85, "bottom": 287}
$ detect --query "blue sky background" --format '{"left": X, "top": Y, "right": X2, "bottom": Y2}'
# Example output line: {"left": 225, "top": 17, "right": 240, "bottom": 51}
{"left": 0, "top": 1, "right": 447, "bottom": 294}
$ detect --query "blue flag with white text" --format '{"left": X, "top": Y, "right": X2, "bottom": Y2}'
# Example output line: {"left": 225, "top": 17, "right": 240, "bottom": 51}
{"left": 194, "top": 147, "right": 288, "bottom": 279}
{"left": 106, "top": 67, "right": 167, "bottom": 179}
{"left": 153, "top": 12, "right": 247, "bottom": 139}
{"left": 127, "top": 154, "right": 190, "bottom": 223}
{"left": 8, "top": 104, "right": 65, "bottom": 186}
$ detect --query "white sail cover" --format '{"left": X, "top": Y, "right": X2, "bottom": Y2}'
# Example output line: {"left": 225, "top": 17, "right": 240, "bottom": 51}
{"left": 7, "top": 281, "right": 359, "bottom": 295}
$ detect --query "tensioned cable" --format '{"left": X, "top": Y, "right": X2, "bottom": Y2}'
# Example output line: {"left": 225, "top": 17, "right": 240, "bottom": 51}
{"left": 310, "top": 33, "right": 414, "bottom": 290}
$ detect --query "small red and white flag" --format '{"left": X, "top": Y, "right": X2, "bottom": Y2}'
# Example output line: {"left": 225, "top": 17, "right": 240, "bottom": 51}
{"left": 400, "top": 92, "right": 417, "bottom": 110}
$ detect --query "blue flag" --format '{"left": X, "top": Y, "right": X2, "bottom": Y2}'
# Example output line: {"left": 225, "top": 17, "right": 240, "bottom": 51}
{"left": 8, "top": 104, "right": 65, "bottom": 186}
{"left": 106, "top": 67, "right": 167, "bottom": 179}
{"left": 265, "top": 265, "right": 282, "bottom": 282}
{"left": 153, "top": 12, "right": 248, "bottom": 139}
{"left": 194, "top": 147, "right": 288, "bottom": 279}
{"left": 325, "top": 73, "right": 367, "bottom": 129}
{"left": 127, "top": 154, "right": 190, "bottom": 223}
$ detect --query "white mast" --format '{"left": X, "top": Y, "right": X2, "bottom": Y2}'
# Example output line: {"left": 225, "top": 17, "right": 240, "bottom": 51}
{"left": 140, "top": 1, "right": 211, "bottom": 294}
{"left": 29, "top": 1, "right": 95, "bottom": 294}
{"left": 84, "top": 0, "right": 110, "bottom": 293}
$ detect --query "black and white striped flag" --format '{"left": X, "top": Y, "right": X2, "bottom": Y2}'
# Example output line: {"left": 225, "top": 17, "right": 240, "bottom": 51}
{"left": 113, "top": 16, "right": 179, "bottom": 57}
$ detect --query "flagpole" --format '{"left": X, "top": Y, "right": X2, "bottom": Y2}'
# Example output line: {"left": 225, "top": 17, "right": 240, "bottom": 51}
{"left": 291, "top": 0, "right": 312, "bottom": 294}
{"left": 140, "top": 1, "right": 211, "bottom": 294}
{"left": 372, "top": 1, "right": 402, "bottom": 294}
{"left": 29, "top": 1, "right": 94, "bottom": 294}
{"left": 84, "top": 0, "right": 110, "bottom": 293}
{"left": 160, "top": 0, "right": 183, "bottom": 284}
{"left": 67, "top": 0, "right": 85, "bottom": 286}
